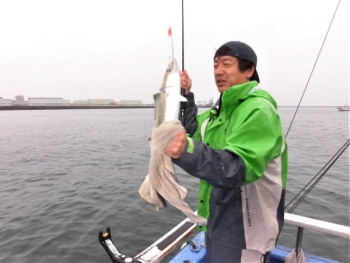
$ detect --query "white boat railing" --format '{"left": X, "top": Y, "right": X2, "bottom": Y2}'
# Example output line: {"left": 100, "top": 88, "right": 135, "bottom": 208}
{"left": 285, "top": 212, "right": 350, "bottom": 239}
{"left": 132, "top": 212, "right": 349, "bottom": 263}
{"left": 284, "top": 212, "right": 349, "bottom": 259}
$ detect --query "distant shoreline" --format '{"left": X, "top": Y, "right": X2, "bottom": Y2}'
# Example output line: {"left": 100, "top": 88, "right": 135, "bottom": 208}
{"left": 0, "top": 105, "right": 154, "bottom": 111}
{"left": 0, "top": 105, "right": 339, "bottom": 111}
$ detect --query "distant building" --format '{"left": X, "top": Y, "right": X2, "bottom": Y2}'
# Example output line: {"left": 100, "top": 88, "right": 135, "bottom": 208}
{"left": 12, "top": 100, "right": 28, "bottom": 106}
{"left": 28, "top": 97, "right": 65, "bottom": 106}
{"left": 0, "top": 98, "right": 13, "bottom": 106}
{"left": 197, "top": 101, "right": 207, "bottom": 107}
{"left": 208, "top": 98, "right": 214, "bottom": 107}
{"left": 118, "top": 100, "right": 142, "bottom": 106}
{"left": 87, "top": 99, "right": 115, "bottom": 105}
{"left": 15, "top": 95, "right": 24, "bottom": 101}
{"left": 72, "top": 100, "right": 88, "bottom": 105}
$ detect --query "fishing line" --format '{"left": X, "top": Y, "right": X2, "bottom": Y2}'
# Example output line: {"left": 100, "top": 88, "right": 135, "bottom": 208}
{"left": 285, "top": 138, "right": 350, "bottom": 213}
{"left": 284, "top": 0, "right": 343, "bottom": 212}
{"left": 285, "top": 138, "right": 350, "bottom": 209}
{"left": 285, "top": 0, "right": 341, "bottom": 139}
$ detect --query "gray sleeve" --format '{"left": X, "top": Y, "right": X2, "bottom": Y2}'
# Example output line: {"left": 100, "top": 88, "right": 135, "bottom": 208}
{"left": 183, "top": 92, "right": 198, "bottom": 136}
{"left": 173, "top": 139, "right": 246, "bottom": 188}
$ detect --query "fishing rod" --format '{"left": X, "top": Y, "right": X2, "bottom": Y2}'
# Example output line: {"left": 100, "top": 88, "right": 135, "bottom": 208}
{"left": 181, "top": 0, "right": 184, "bottom": 72}
{"left": 180, "top": 0, "right": 185, "bottom": 125}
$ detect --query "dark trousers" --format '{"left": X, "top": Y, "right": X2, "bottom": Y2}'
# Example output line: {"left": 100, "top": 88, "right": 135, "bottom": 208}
{"left": 205, "top": 233, "right": 271, "bottom": 263}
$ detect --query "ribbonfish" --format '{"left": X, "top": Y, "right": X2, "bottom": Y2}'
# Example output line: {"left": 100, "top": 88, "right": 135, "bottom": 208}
{"left": 139, "top": 27, "right": 207, "bottom": 226}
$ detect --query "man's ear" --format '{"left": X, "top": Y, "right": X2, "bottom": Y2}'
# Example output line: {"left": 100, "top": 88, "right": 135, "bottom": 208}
{"left": 246, "top": 66, "right": 255, "bottom": 79}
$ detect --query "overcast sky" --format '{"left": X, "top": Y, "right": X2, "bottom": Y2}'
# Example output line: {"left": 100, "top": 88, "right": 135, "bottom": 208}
{"left": 0, "top": 0, "right": 348, "bottom": 106}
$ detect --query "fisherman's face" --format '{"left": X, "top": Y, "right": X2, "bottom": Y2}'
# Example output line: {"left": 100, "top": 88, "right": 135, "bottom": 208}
{"left": 214, "top": 56, "right": 253, "bottom": 93}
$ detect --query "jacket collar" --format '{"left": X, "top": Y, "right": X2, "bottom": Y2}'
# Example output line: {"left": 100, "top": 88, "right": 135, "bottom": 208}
{"left": 211, "top": 81, "right": 259, "bottom": 117}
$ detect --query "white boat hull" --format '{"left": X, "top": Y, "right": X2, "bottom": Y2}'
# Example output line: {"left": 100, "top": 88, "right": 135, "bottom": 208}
{"left": 337, "top": 106, "right": 350, "bottom": 111}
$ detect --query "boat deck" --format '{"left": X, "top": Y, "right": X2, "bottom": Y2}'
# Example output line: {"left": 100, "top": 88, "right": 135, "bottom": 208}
{"left": 168, "top": 231, "right": 342, "bottom": 263}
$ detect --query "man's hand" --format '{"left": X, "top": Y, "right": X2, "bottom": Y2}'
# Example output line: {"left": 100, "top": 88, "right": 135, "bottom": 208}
{"left": 180, "top": 70, "right": 192, "bottom": 95}
{"left": 165, "top": 129, "right": 187, "bottom": 159}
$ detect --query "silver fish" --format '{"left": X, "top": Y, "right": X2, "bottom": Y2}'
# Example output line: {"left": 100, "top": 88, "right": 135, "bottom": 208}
{"left": 139, "top": 27, "right": 207, "bottom": 226}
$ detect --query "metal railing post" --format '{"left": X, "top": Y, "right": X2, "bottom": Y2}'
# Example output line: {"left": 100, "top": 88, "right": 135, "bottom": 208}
{"left": 295, "top": 227, "right": 304, "bottom": 257}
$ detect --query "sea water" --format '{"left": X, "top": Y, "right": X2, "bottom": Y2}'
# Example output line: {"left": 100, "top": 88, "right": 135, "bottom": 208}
{"left": 0, "top": 107, "right": 349, "bottom": 262}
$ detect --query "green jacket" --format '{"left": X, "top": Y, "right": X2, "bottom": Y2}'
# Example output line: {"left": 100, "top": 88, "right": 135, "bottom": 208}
{"left": 174, "top": 81, "right": 288, "bottom": 254}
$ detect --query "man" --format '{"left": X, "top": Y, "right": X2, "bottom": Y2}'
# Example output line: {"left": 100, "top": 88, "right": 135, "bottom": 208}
{"left": 165, "top": 41, "right": 288, "bottom": 263}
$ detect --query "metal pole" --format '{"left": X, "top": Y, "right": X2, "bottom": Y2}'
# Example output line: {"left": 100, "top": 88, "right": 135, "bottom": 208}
{"left": 295, "top": 227, "right": 304, "bottom": 257}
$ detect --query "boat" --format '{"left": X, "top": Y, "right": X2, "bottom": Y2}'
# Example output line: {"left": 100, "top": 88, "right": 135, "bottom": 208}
{"left": 337, "top": 105, "right": 350, "bottom": 111}
{"left": 99, "top": 211, "right": 350, "bottom": 263}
